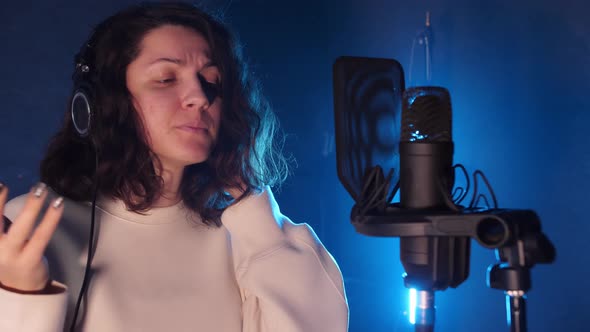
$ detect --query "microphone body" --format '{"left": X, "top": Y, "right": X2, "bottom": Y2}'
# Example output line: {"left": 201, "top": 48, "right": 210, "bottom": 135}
{"left": 399, "top": 87, "right": 469, "bottom": 330}
{"left": 399, "top": 85, "right": 453, "bottom": 210}
{"left": 400, "top": 142, "right": 453, "bottom": 210}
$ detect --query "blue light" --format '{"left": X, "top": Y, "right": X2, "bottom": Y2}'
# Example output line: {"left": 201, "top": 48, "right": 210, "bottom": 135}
{"left": 410, "top": 130, "right": 428, "bottom": 141}
{"left": 409, "top": 288, "right": 417, "bottom": 325}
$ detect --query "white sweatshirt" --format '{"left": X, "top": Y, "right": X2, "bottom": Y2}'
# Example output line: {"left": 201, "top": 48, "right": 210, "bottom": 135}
{"left": 0, "top": 188, "right": 348, "bottom": 331}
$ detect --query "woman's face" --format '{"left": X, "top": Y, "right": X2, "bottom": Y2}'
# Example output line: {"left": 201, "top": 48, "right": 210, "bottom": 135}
{"left": 126, "top": 24, "right": 222, "bottom": 172}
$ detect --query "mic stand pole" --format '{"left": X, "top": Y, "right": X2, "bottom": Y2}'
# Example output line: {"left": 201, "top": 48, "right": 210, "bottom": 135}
{"left": 414, "top": 289, "right": 435, "bottom": 332}
{"left": 486, "top": 210, "right": 555, "bottom": 332}
{"left": 488, "top": 263, "right": 530, "bottom": 332}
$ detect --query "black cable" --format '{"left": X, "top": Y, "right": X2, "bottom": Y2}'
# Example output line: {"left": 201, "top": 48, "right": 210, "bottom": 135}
{"left": 376, "top": 168, "right": 394, "bottom": 206}
{"left": 452, "top": 164, "right": 470, "bottom": 205}
{"left": 438, "top": 176, "right": 460, "bottom": 212}
{"left": 386, "top": 179, "right": 400, "bottom": 205}
{"left": 358, "top": 166, "right": 393, "bottom": 217}
{"left": 69, "top": 153, "right": 99, "bottom": 332}
{"left": 474, "top": 194, "right": 491, "bottom": 209}
{"left": 358, "top": 167, "right": 386, "bottom": 216}
{"left": 468, "top": 170, "right": 498, "bottom": 209}
{"left": 473, "top": 170, "right": 498, "bottom": 208}
{"left": 452, "top": 187, "right": 464, "bottom": 203}
{"left": 468, "top": 170, "right": 480, "bottom": 209}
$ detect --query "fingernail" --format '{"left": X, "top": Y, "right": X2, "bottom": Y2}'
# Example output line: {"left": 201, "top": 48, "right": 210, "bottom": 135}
{"left": 52, "top": 197, "right": 64, "bottom": 209}
{"left": 33, "top": 183, "right": 47, "bottom": 198}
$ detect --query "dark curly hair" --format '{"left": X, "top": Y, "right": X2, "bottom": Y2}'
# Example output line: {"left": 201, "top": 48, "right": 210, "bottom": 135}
{"left": 40, "top": 2, "right": 289, "bottom": 227}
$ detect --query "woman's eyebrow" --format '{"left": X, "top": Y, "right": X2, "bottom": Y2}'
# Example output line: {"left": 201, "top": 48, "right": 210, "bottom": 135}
{"left": 201, "top": 62, "right": 220, "bottom": 72}
{"left": 148, "top": 57, "right": 183, "bottom": 66}
{"left": 147, "top": 57, "right": 217, "bottom": 69}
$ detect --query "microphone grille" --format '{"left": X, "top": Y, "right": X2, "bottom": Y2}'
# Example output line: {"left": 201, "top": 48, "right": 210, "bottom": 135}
{"left": 401, "top": 86, "right": 452, "bottom": 142}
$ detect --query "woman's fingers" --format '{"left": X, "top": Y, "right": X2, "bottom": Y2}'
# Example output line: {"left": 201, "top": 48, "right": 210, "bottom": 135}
{"left": 0, "top": 183, "right": 7, "bottom": 212}
{"left": 0, "top": 183, "right": 63, "bottom": 291}
{"left": 23, "top": 197, "right": 64, "bottom": 260}
{"left": 0, "top": 183, "right": 8, "bottom": 239}
{"left": 4, "top": 183, "right": 49, "bottom": 249}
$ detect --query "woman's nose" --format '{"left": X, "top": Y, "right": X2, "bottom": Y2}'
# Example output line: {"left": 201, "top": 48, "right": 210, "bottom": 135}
{"left": 181, "top": 78, "right": 209, "bottom": 111}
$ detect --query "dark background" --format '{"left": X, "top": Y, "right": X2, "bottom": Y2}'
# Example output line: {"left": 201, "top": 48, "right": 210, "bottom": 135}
{"left": 1, "top": 0, "right": 587, "bottom": 331}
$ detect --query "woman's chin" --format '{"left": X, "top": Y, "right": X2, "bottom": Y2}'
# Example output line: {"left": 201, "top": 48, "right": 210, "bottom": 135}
{"left": 157, "top": 148, "right": 212, "bottom": 169}
{"left": 181, "top": 151, "right": 211, "bottom": 166}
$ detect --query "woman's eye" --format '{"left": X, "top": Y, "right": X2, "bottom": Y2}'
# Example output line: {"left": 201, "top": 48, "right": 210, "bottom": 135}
{"left": 157, "top": 77, "right": 176, "bottom": 84}
{"left": 197, "top": 73, "right": 222, "bottom": 103}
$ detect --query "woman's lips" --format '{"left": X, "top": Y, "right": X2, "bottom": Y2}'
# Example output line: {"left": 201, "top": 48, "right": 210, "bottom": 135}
{"left": 178, "top": 125, "right": 207, "bottom": 133}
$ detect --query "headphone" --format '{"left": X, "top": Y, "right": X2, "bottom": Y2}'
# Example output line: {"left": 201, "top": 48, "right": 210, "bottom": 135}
{"left": 69, "top": 33, "right": 100, "bottom": 332}
{"left": 71, "top": 36, "right": 97, "bottom": 139}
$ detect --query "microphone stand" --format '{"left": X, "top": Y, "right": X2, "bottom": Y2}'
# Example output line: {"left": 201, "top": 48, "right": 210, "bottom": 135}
{"left": 331, "top": 13, "right": 555, "bottom": 330}
{"left": 485, "top": 210, "right": 555, "bottom": 332}
{"left": 350, "top": 205, "right": 555, "bottom": 332}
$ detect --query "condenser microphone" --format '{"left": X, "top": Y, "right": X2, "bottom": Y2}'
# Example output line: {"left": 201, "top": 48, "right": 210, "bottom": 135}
{"left": 333, "top": 57, "right": 556, "bottom": 332}
{"left": 398, "top": 86, "right": 468, "bottom": 332}
{"left": 399, "top": 86, "right": 454, "bottom": 210}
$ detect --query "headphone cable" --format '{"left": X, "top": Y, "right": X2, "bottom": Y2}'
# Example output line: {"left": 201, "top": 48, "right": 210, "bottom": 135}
{"left": 69, "top": 152, "right": 99, "bottom": 332}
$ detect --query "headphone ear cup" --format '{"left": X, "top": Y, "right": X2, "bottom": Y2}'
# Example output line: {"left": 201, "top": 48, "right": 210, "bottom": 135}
{"left": 71, "top": 87, "right": 93, "bottom": 137}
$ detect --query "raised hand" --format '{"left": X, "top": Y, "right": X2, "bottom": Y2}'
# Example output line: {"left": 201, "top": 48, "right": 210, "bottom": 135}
{"left": 0, "top": 183, "right": 64, "bottom": 293}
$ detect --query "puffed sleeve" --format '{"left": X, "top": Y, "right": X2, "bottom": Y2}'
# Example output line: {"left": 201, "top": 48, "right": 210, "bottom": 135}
{"left": 0, "top": 195, "right": 68, "bottom": 332}
{"left": 222, "top": 188, "right": 349, "bottom": 332}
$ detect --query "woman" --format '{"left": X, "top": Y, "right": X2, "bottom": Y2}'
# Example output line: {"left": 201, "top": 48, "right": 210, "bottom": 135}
{"left": 0, "top": 2, "right": 348, "bottom": 331}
